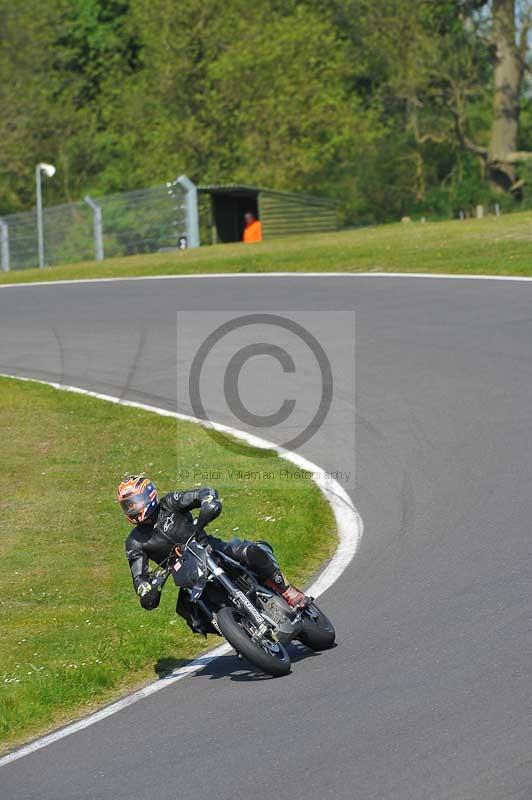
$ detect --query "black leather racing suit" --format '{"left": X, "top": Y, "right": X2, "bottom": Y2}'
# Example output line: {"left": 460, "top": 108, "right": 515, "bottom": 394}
{"left": 124, "top": 487, "right": 278, "bottom": 623}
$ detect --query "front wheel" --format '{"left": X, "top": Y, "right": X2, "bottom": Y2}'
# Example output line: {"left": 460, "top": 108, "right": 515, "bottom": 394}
{"left": 216, "top": 606, "right": 291, "bottom": 677}
{"left": 298, "top": 603, "right": 336, "bottom": 651}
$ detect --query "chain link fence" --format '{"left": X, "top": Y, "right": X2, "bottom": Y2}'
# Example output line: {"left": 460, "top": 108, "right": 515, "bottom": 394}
{"left": 0, "top": 176, "right": 199, "bottom": 271}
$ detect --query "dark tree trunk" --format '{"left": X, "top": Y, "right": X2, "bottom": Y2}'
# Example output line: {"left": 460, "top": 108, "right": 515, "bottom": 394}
{"left": 487, "top": 0, "right": 522, "bottom": 192}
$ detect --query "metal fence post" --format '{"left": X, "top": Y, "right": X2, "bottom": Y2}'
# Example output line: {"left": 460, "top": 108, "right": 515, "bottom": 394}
{"left": 36, "top": 165, "right": 44, "bottom": 268}
{"left": 84, "top": 196, "right": 104, "bottom": 261}
{"left": 177, "top": 175, "right": 200, "bottom": 248}
{"left": 0, "top": 219, "right": 9, "bottom": 271}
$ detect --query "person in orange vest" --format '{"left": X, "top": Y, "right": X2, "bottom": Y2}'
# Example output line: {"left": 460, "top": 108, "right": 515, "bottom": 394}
{"left": 242, "top": 211, "right": 262, "bottom": 243}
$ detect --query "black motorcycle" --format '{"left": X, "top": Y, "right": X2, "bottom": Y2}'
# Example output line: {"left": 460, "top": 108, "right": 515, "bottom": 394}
{"left": 155, "top": 535, "right": 335, "bottom": 677}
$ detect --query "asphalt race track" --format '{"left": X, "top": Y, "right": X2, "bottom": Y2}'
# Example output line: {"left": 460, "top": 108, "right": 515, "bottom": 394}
{"left": 1, "top": 274, "right": 532, "bottom": 800}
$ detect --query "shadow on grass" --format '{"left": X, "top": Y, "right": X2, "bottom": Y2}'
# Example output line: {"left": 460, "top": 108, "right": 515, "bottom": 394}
{"left": 153, "top": 640, "right": 335, "bottom": 683}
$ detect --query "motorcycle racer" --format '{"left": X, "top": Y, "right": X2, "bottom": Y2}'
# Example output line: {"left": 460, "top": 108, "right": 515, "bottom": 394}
{"left": 117, "top": 474, "right": 309, "bottom": 625}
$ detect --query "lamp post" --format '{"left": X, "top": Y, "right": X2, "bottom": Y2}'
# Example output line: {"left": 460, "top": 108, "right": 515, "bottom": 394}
{"left": 36, "top": 162, "right": 56, "bottom": 268}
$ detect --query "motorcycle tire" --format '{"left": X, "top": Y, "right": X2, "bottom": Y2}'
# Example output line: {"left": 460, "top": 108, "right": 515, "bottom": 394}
{"left": 298, "top": 603, "right": 336, "bottom": 651}
{"left": 216, "top": 606, "right": 291, "bottom": 677}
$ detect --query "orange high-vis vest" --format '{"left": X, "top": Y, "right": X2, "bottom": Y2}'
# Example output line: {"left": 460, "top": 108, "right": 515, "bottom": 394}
{"left": 243, "top": 220, "right": 262, "bottom": 243}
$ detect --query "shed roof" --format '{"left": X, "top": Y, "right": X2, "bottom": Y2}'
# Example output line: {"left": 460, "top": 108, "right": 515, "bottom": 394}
{"left": 198, "top": 184, "right": 336, "bottom": 207}
{"left": 198, "top": 184, "right": 260, "bottom": 195}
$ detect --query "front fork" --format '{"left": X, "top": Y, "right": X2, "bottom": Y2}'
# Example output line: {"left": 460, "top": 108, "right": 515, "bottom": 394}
{"left": 205, "top": 553, "right": 269, "bottom": 636}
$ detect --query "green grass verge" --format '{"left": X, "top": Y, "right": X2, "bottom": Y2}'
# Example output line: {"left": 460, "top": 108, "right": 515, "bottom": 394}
{"left": 2, "top": 210, "right": 532, "bottom": 285}
{"left": 0, "top": 377, "right": 335, "bottom": 752}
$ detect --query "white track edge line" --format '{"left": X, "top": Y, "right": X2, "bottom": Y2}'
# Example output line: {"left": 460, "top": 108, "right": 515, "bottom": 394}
{"left": 2, "top": 270, "right": 532, "bottom": 289}
{"left": 0, "top": 373, "right": 363, "bottom": 768}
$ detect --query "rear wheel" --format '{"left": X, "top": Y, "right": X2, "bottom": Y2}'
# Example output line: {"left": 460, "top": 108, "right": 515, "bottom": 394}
{"left": 298, "top": 603, "right": 335, "bottom": 651}
{"left": 216, "top": 606, "right": 291, "bottom": 677}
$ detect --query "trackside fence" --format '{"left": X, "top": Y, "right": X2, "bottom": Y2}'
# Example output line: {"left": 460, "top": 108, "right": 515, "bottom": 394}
{"left": 0, "top": 175, "right": 199, "bottom": 271}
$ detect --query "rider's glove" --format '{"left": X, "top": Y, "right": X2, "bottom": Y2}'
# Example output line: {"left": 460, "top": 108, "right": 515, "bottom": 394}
{"left": 150, "top": 568, "right": 168, "bottom": 591}
{"left": 196, "top": 492, "right": 222, "bottom": 531}
{"left": 193, "top": 523, "right": 208, "bottom": 544}
{"left": 136, "top": 581, "right": 152, "bottom": 598}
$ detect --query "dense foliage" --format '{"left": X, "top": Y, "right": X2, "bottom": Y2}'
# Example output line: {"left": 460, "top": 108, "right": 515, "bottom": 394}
{"left": 1, "top": 0, "right": 532, "bottom": 223}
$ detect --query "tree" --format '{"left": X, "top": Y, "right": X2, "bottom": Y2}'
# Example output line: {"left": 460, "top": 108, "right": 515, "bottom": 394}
{"left": 462, "top": 0, "right": 532, "bottom": 192}
{"left": 2, "top": 0, "right": 532, "bottom": 221}
{"left": 113, "top": 0, "right": 385, "bottom": 221}
{"left": 346, "top": 0, "right": 532, "bottom": 198}
{"left": 0, "top": 0, "right": 68, "bottom": 211}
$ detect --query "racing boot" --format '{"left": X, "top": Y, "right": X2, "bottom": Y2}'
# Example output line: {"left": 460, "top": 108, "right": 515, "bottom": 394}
{"left": 264, "top": 568, "right": 311, "bottom": 609}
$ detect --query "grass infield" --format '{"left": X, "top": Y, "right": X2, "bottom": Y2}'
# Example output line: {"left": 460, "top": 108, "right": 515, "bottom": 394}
{"left": 1, "top": 209, "right": 532, "bottom": 285}
{"left": 0, "top": 377, "right": 335, "bottom": 752}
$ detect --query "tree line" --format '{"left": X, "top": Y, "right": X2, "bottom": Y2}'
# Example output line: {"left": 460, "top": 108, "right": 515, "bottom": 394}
{"left": 1, "top": 0, "right": 532, "bottom": 224}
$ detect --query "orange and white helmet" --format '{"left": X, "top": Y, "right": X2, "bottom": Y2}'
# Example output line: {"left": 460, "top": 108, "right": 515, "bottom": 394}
{"left": 116, "top": 474, "right": 158, "bottom": 524}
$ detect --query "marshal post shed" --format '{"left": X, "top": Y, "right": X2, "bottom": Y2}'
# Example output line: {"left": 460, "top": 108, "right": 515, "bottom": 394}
{"left": 198, "top": 184, "right": 338, "bottom": 244}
